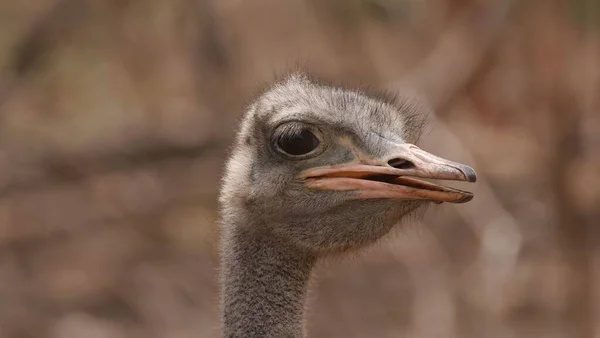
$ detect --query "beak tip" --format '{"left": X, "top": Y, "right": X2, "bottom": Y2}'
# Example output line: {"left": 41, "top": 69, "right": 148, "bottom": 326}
{"left": 463, "top": 166, "right": 477, "bottom": 183}
{"left": 458, "top": 193, "right": 474, "bottom": 203}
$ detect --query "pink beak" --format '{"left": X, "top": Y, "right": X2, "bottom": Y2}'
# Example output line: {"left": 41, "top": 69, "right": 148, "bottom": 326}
{"left": 298, "top": 144, "right": 476, "bottom": 204}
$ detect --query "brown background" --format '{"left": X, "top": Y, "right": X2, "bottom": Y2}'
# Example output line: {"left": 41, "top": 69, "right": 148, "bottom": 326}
{"left": 0, "top": 0, "right": 599, "bottom": 337}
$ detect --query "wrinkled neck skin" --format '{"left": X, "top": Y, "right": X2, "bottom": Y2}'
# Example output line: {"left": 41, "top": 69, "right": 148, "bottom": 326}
{"left": 220, "top": 216, "right": 316, "bottom": 338}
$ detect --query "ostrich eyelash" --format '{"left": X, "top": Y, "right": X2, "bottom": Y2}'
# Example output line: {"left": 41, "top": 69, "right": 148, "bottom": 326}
{"left": 274, "top": 122, "right": 308, "bottom": 140}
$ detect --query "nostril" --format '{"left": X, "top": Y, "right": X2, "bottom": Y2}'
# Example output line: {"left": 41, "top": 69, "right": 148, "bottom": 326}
{"left": 387, "top": 158, "right": 415, "bottom": 170}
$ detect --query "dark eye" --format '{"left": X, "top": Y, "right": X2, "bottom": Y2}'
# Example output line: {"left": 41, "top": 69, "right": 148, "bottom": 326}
{"left": 276, "top": 128, "right": 320, "bottom": 156}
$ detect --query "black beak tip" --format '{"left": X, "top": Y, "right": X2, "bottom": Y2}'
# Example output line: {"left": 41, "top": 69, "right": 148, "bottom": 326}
{"left": 463, "top": 166, "right": 477, "bottom": 183}
{"left": 457, "top": 193, "right": 474, "bottom": 203}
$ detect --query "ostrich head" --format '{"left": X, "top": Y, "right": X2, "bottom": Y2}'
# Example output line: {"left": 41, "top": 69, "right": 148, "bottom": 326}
{"left": 220, "top": 74, "right": 476, "bottom": 255}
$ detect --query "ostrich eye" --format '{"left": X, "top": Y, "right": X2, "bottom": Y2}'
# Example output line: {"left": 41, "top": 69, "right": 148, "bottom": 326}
{"left": 275, "top": 127, "right": 320, "bottom": 157}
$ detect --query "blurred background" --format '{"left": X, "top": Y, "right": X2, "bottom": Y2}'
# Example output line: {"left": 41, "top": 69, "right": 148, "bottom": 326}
{"left": 0, "top": 0, "right": 599, "bottom": 337}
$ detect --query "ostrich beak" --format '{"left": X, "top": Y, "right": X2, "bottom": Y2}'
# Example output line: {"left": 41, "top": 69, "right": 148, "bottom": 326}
{"left": 298, "top": 144, "right": 477, "bottom": 204}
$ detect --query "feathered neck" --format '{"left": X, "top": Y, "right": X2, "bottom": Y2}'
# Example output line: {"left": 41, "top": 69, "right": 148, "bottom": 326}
{"left": 220, "top": 217, "right": 316, "bottom": 338}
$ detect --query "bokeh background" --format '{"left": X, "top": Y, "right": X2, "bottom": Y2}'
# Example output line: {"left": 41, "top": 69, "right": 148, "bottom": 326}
{"left": 0, "top": 0, "right": 599, "bottom": 337}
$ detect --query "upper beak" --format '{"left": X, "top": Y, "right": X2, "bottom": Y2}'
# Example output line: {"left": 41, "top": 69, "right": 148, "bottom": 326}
{"left": 297, "top": 144, "right": 477, "bottom": 204}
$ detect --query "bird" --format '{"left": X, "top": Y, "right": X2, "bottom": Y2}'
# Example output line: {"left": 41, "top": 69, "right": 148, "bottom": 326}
{"left": 218, "top": 73, "right": 477, "bottom": 338}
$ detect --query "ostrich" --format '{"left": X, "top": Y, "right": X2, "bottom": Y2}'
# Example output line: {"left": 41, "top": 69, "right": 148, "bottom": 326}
{"left": 219, "top": 74, "right": 476, "bottom": 338}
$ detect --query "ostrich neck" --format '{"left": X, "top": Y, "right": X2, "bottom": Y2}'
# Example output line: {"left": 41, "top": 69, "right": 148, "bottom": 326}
{"left": 220, "top": 219, "right": 316, "bottom": 338}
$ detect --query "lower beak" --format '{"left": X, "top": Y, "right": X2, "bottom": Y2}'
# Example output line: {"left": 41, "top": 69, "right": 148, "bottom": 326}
{"left": 298, "top": 144, "right": 477, "bottom": 204}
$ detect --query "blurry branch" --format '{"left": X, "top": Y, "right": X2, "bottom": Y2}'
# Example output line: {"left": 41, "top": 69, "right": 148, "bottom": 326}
{"left": 0, "top": 148, "right": 224, "bottom": 248}
{"left": 392, "top": 0, "right": 515, "bottom": 110}
{"left": 194, "top": 0, "right": 231, "bottom": 73}
{"left": 0, "top": 141, "right": 228, "bottom": 197}
{"left": 422, "top": 118, "right": 522, "bottom": 317}
{"left": 393, "top": 0, "right": 597, "bottom": 335}
{"left": 387, "top": 0, "right": 521, "bottom": 334}
{"left": 388, "top": 0, "right": 521, "bottom": 249}
{"left": 10, "top": 0, "right": 92, "bottom": 78}
{"left": 0, "top": 0, "right": 233, "bottom": 197}
{"left": 0, "top": 0, "right": 90, "bottom": 107}
{"left": 390, "top": 227, "right": 457, "bottom": 338}
{"left": 0, "top": 0, "right": 229, "bottom": 98}
{"left": 547, "top": 1, "right": 595, "bottom": 334}
{"left": 550, "top": 90, "right": 593, "bottom": 338}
